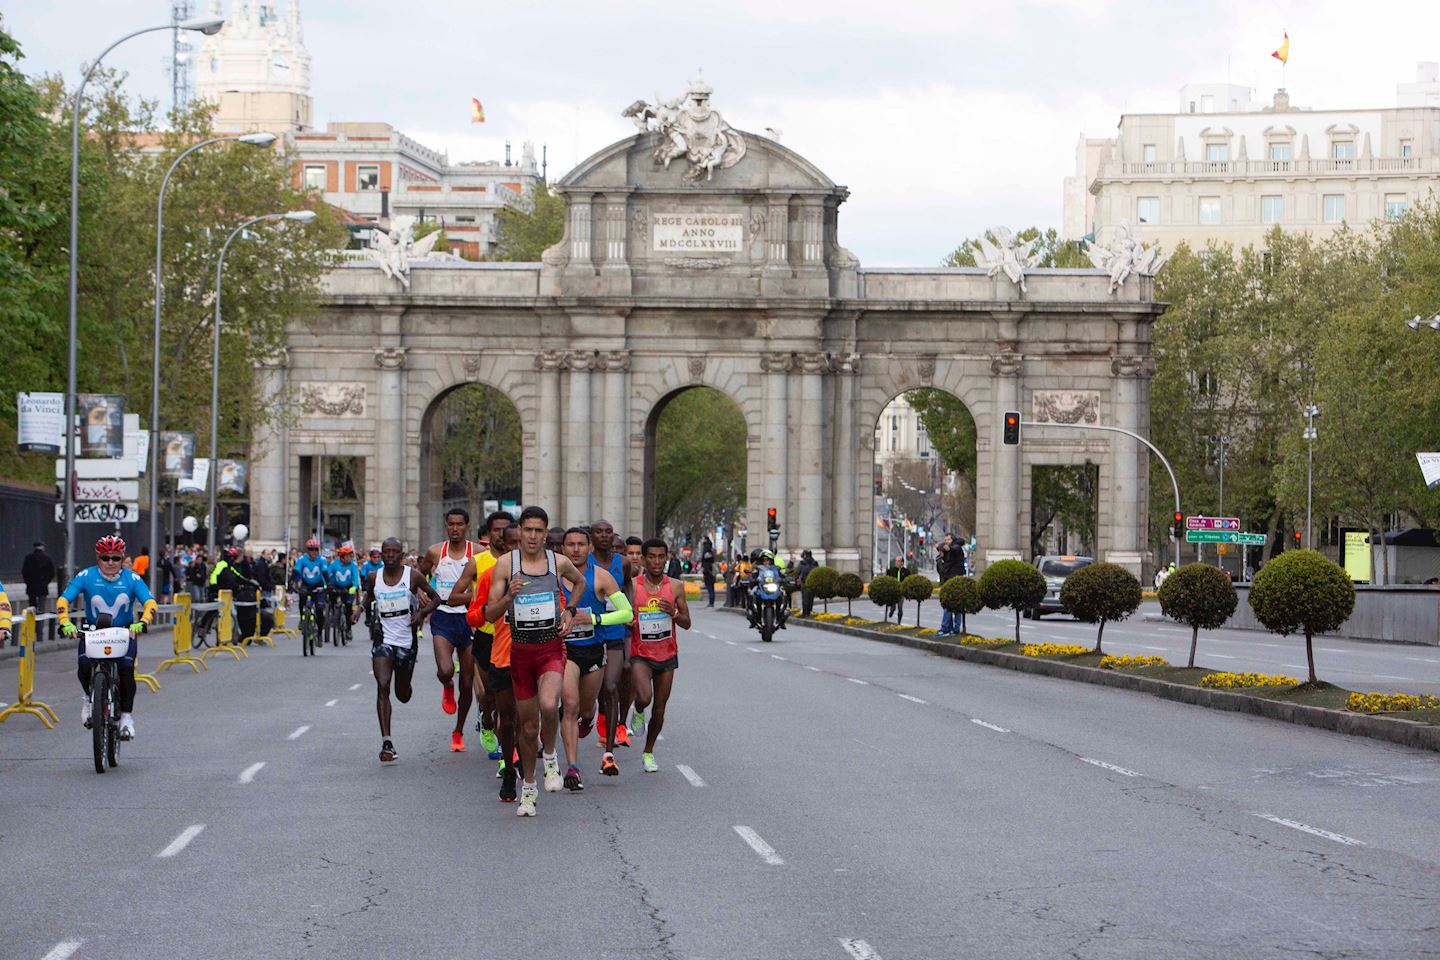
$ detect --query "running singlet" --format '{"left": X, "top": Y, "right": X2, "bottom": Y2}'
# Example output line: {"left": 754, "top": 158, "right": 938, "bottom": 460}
{"left": 472, "top": 550, "right": 499, "bottom": 634}
{"left": 373, "top": 566, "right": 416, "bottom": 648}
{"left": 506, "top": 550, "right": 561, "bottom": 644}
{"left": 328, "top": 559, "right": 360, "bottom": 591}
{"left": 60, "top": 567, "right": 155, "bottom": 627}
{"left": 292, "top": 555, "right": 328, "bottom": 588}
{"left": 433, "top": 541, "right": 475, "bottom": 615}
{"left": 588, "top": 553, "right": 628, "bottom": 644}
{"left": 466, "top": 560, "right": 511, "bottom": 668}
{"left": 565, "top": 564, "right": 603, "bottom": 646}
{"left": 631, "top": 575, "right": 678, "bottom": 661}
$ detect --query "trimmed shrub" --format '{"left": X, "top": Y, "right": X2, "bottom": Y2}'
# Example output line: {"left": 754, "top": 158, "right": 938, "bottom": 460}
{"left": 1059, "top": 562, "right": 1143, "bottom": 654}
{"left": 835, "top": 572, "right": 865, "bottom": 617}
{"left": 1248, "top": 550, "right": 1355, "bottom": 684}
{"left": 901, "top": 574, "right": 935, "bottom": 626}
{"left": 805, "top": 565, "right": 840, "bottom": 613}
{"left": 978, "top": 559, "right": 1047, "bottom": 642}
{"left": 937, "top": 576, "right": 983, "bottom": 635}
{"left": 867, "top": 574, "right": 903, "bottom": 622}
{"left": 1157, "top": 563, "right": 1238, "bottom": 667}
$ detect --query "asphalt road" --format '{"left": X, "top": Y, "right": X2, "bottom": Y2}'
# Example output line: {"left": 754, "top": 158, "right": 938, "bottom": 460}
{"left": 834, "top": 596, "right": 1440, "bottom": 697}
{"left": 3, "top": 612, "right": 1439, "bottom": 960}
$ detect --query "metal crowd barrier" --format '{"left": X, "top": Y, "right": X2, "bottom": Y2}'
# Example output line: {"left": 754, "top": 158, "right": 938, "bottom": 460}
{"left": 0, "top": 611, "right": 59, "bottom": 729}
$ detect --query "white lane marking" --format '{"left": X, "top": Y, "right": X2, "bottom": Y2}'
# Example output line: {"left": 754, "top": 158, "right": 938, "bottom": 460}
{"left": 325, "top": 698, "right": 339, "bottom": 707}
{"left": 156, "top": 824, "right": 206, "bottom": 859}
{"left": 41, "top": 942, "right": 83, "bottom": 960}
{"left": 804, "top": 665, "right": 821, "bottom": 672}
{"left": 1255, "top": 814, "right": 1364, "bottom": 846}
{"left": 898, "top": 694, "right": 927, "bottom": 704}
{"left": 846, "top": 678, "right": 869, "bottom": 685}
{"left": 771, "top": 654, "right": 788, "bottom": 661}
{"left": 1209, "top": 654, "right": 1237, "bottom": 660}
{"left": 1155, "top": 627, "right": 1188, "bottom": 634}
{"left": 746, "top": 647, "right": 764, "bottom": 653}
{"left": 733, "top": 825, "right": 784, "bottom": 865}
{"left": 238, "top": 762, "right": 266, "bottom": 784}
{"left": 701, "top": 632, "right": 717, "bottom": 640}
{"left": 287, "top": 725, "right": 311, "bottom": 740}
{"left": 676, "top": 764, "right": 707, "bottom": 787}
{"left": 1406, "top": 657, "right": 1440, "bottom": 664}
{"left": 839, "top": 938, "right": 882, "bottom": 960}
{"left": 1135, "top": 645, "right": 1168, "bottom": 652}
{"left": 725, "top": 640, "right": 737, "bottom": 646}
{"left": 349, "top": 683, "right": 362, "bottom": 690}
{"left": 1079, "top": 757, "right": 1141, "bottom": 777}
{"left": 1375, "top": 674, "right": 1422, "bottom": 682}
{"left": 971, "top": 718, "right": 1009, "bottom": 733}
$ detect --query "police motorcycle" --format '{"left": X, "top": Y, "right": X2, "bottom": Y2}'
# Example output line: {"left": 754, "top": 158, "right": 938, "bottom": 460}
{"left": 81, "top": 615, "right": 138, "bottom": 774}
{"left": 747, "top": 549, "right": 790, "bottom": 642}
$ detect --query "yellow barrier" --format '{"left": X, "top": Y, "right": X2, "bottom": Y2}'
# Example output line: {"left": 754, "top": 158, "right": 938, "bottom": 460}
{"left": 239, "top": 593, "right": 276, "bottom": 648}
{"left": 202, "top": 590, "right": 247, "bottom": 662}
{"left": 156, "top": 595, "right": 206, "bottom": 673}
{"left": 0, "top": 610, "right": 59, "bottom": 729}
{"left": 263, "top": 589, "right": 298, "bottom": 644}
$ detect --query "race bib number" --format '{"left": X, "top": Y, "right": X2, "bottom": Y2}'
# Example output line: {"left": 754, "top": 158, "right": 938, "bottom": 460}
{"left": 512, "top": 591, "right": 557, "bottom": 630}
{"left": 638, "top": 609, "right": 672, "bottom": 642}
{"left": 377, "top": 591, "right": 409, "bottom": 619}
{"left": 567, "top": 612, "right": 596, "bottom": 642}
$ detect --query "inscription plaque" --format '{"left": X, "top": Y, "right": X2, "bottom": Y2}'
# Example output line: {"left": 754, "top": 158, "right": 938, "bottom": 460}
{"left": 652, "top": 212, "right": 744, "bottom": 253}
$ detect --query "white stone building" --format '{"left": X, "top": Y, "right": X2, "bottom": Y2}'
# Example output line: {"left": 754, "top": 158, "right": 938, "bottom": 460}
{"left": 1065, "top": 65, "right": 1440, "bottom": 250}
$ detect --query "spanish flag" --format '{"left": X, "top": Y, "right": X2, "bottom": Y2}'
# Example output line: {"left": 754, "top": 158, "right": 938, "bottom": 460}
{"left": 1271, "top": 32, "right": 1289, "bottom": 65}
{"left": 470, "top": 98, "right": 485, "bottom": 124}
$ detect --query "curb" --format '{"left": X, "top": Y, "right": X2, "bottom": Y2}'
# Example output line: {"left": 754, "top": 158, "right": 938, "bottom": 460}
{"left": 738, "top": 611, "right": 1440, "bottom": 754}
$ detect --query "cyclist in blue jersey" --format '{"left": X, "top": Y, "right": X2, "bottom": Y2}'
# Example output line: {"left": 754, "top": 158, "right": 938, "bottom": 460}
{"left": 58, "top": 535, "right": 157, "bottom": 739}
{"left": 327, "top": 544, "right": 361, "bottom": 644}
{"left": 360, "top": 546, "right": 383, "bottom": 582}
{"left": 290, "top": 538, "right": 331, "bottom": 640}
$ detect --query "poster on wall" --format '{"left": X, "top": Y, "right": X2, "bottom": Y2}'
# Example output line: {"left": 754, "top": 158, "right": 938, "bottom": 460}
{"left": 178, "top": 457, "right": 210, "bottom": 494}
{"left": 1342, "top": 529, "right": 1372, "bottom": 583}
{"left": 217, "top": 459, "right": 248, "bottom": 495}
{"left": 16, "top": 392, "right": 65, "bottom": 452}
{"left": 77, "top": 394, "right": 124, "bottom": 458}
{"left": 161, "top": 431, "right": 196, "bottom": 478}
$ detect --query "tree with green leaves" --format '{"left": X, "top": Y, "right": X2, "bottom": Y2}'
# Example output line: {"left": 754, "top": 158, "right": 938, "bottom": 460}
{"left": 979, "top": 559, "right": 1047, "bottom": 642}
{"left": 433, "top": 383, "right": 523, "bottom": 526}
{"left": 1157, "top": 563, "right": 1238, "bottom": 667}
{"left": 654, "top": 387, "right": 747, "bottom": 542}
{"left": 491, "top": 182, "right": 564, "bottom": 261}
{"left": 1248, "top": 550, "right": 1355, "bottom": 684}
{"left": 1059, "top": 562, "right": 1142, "bottom": 653}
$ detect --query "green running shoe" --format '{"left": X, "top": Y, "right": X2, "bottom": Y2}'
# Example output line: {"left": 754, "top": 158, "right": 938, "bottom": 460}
{"left": 630, "top": 709, "right": 646, "bottom": 737}
{"left": 642, "top": 752, "right": 658, "bottom": 773}
{"left": 480, "top": 728, "right": 499, "bottom": 757}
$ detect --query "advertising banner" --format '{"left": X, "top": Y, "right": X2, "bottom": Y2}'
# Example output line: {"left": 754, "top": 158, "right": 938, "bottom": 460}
{"left": 161, "top": 431, "right": 196, "bottom": 479}
{"left": 178, "top": 457, "right": 210, "bottom": 494}
{"left": 77, "top": 394, "right": 125, "bottom": 458}
{"left": 17, "top": 392, "right": 65, "bottom": 453}
{"left": 217, "top": 459, "right": 248, "bottom": 495}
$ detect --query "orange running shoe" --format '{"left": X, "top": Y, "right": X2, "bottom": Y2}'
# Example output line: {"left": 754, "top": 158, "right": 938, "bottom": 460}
{"left": 616, "top": 724, "right": 630, "bottom": 747}
{"left": 601, "top": 753, "right": 619, "bottom": 776}
{"left": 596, "top": 713, "right": 608, "bottom": 741}
{"left": 450, "top": 731, "right": 465, "bottom": 752}
{"left": 441, "top": 684, "right": 457, "bottom": 715}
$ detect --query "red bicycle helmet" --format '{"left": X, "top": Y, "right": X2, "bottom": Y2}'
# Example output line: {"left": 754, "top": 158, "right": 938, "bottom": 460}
{"left": 305, "top": 537, "right": 321, "bottom": 549}
{"left": 95, "top": 535, "right": 126, "bottom": 556}
{"left": 337, "top": 543, "right": 354, "bottom": 557}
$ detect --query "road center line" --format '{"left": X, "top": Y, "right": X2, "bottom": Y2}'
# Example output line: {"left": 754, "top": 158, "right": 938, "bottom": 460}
{"left": 1079, "top": 757, "right": 1141, "bottom": 777}
{"left": 701, "top": 632, "right": 717, "bottom": 640}
{"left": 725, "top": 640, "right": 737, "bottom": 645}
{"left": 733, "top": 825, "right": 784, "bottom": 865}
{"left": 349, "top": 683, "right": 362, "bottom": 690}
{"left": 1209, "top": 654, "right": 1237, "bottom": 660}
{"left": 1406, "top": 656, "right": 1440, "bottom": 664}
{"left": 1135, "top": 645, "right": 1168, "bottom": 652}
{"left": 839, "top": 938, "right": 883, "bottom": 960}
{"left": 238, "top": 761, "right": 266, "bottom": 784}
{"left": 1255, "top": 813, "right": 1364, "bottom": 846}
{"left": 156, "top": 824, "right": 206, "bottom": 859}
{"left": 846, "top": 677, "right": 869, "bottom": 685}
{"left": 771, "top": 654, "right": 788, "bottom": 661}
{"left": 898, "top": 694, "right": 927, "bottom": 704}
{"left": 40, "top": 942, "right": 83, "bottom": 960}
{"left": 325, "top": 698, "right": 339, "bottom": 707}
{"left": 287, "top": 725, "right": 311, "bottom": 740}
{"left": 971, "top": 718, "right": 1009, "bottom": 732}
{"left": 676, "top": 764, "right": 707, "bottom": 787}
{"left": 746, "top": 647, "right": 764, "bottom": 653}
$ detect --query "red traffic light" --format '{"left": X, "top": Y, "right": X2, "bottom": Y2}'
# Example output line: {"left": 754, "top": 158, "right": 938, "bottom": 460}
{"left": 766, "top": 507, "right": 778, "bottom": 531}
{"left": 1293, "top": 531, "right": 1302, "bottom": 545}
{"left": 1172, "top": 511, "right": 1184, "bottom": 539}
{"left": 1002, "top": 411, "right": 1021, "bottom": 445}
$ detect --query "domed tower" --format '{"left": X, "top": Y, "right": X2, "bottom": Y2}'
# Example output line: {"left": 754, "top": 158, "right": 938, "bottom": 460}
{"left": 195, "top": 0, "right": 313, "bottom": 134}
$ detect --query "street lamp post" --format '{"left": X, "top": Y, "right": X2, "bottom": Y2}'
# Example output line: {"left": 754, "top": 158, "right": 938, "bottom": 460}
{"left": 206, "top": 211, "right": 317, "bottom": 554}
{"left": 145, "top": 130, "right": 276, "bottom": 596}
{"left": 63, "top": 16, "right": 224, "bottom": 583}
{"left": 1303, "top": 405, "right": 1319, "bottom": 550}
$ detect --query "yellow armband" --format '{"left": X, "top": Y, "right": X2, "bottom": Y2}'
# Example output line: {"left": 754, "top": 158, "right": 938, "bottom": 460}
{"left": 597, "top": 590, "right": 633, "bottom": 626}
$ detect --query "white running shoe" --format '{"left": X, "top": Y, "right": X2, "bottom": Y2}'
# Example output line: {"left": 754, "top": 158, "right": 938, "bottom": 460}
{"left": 118, "top": 713, "right": 135, "bottom": 740}
{"left": 542, "top": 756, "right": 562, "bottom": 792}
{"left": 517, "top": 782, "right": 538, "bottom": 817}
{"left": 81, "top": 696, "right": 92, "bottom": 727}
{"left": 630, "top": 709, "right": 646, "bottom": 737}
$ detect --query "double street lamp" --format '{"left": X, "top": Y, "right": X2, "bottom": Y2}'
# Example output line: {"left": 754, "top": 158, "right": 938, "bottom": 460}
{"left": 205, "top": 211, "right": 317, "bottom": 553}
{"left": 146, "top": 130, "right": 277, "bottom": 595}
{"left": 64, "top": 15, "right": 225, "bottom": 580}
{"left": 1303, "top": 405, "right": 1320, "bottom": 549}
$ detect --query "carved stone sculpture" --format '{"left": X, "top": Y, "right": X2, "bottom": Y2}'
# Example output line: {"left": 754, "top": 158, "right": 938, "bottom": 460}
{"left": 368, "top": 215, "right": 444, "bottom": 291}
{"left": 760, "top": 352, "right": 794, "bottom": 373}
{"left": 374, "top": 346, "right": 407, "bottom": 369}
{"left": 533, "top": 350, "right": 567, "bottom": 372}
{"left": 971, "top": 226, "right": 1041, "bottom": 293}
{"left": 298, "top": 383, "right": 366, "bottom": 417}
{"left": 1032, "top": 390, "right": 1101, "bottom": 425}
{"left": 1085, "top": 221, "right": 1172, "bottom": 294}
{"left": 623, "top": 75, "right": 747, "bottom": 182}
{"left": 687, "top": 356, "right": 706, "bottom": 381}
{"left": 990, "top": 352, "right": 1024, "bottom": 377}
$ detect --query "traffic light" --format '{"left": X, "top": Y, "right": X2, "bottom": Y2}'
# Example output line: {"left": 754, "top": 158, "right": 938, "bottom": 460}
{"left": 767, "top": 507, "right": 778, "bottom": 532}
{"left": 1293, "top": 531, "right": 1302, "bottom": 548}
{"left": 1172, "top": 511, "right": 1184, "bottom": 540}
{"left": 1002, "top": 411, "right": 1021, "bottom": 445}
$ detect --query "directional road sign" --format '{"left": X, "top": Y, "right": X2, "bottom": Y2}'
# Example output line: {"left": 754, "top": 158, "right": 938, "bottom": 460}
{"left": 1186, "top": 516, "right": 1240, "bottom": 532}
{"left": 1185, "top": 530, "right": 1266, "bottom": 545}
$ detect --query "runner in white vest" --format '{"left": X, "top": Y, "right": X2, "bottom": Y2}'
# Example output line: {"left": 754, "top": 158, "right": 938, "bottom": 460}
{"left": 359, "top": 537, "right": 443, "bottom": 763}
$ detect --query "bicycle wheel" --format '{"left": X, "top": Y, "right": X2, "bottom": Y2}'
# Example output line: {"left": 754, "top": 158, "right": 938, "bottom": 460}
{"left": 106, "top": 676, "right": 120, "bottom": 769}
{"left": 91, "top": 670, "right": 109, "bottom": 774}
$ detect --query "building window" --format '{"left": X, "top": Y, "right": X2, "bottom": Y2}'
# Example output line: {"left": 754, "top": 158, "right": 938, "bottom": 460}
{"left": 1386, "top": 194, "right": 1409, "bottom": 219}
{"left": 454, "top": 214, "right": 476, "bottom": 223}
{"left": 1401, "top": 140, "right": 1413, "bottom": 158}
{"left": 1199, "top": 197, "right": 1221, "bottom": 225}
{"left": 1261, "top": 196, "right": 1283, "bottom": 224}
{"left": 356, "top": 164, "right": 380, "bottom": 191}
{"left": 302, "top": 164, "right": 326, "bottom": 191}
{"left": 1142, "top": 143, "right": 1156, "bottom": 163}
{"left": 1331, "top": 141, "right": 1354, "bottom": 161}
{"left": 1137, "top": 197, "right": 1160, "bottom": 224}
{"left": 1205, "top": 143, "right": 1229, "bottom": 163}
{"left": 1268, "top": 142, "right": 1292, "bottom": 162}
{"left": 1323, "top": 194, "right": 1346, "bottom": 223}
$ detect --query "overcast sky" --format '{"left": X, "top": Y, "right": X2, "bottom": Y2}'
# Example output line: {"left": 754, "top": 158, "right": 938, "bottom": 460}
{"left": 7, "top": 1, "right": 1437, "bottom": 265}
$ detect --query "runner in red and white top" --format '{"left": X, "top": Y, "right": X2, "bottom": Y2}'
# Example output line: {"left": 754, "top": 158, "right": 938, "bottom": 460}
{"left": 418, "top": 508, "right": 482, "bottom": 753}
{"left": 628, "top": 537, "right": 691, "bottom": 773}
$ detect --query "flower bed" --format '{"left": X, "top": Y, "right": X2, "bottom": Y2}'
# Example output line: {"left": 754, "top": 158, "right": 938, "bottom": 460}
{"left": 954, "top": 635, "right": 1011, "bottom": 648}
{"left": 916, "top": 627, "right": 939, "bottom": 637}
{"left": 1198, "top": 671, "right": 1299, "bottom": 689}
{"left": 1099, "top": 654, "right": 1169, "bottom": 669}
{"left": 812, "top": 612, "right": 847, "bottom": 622}
{"left": 1346, "top": 691, "right": 1440, "bottom": 714}
{"left": 1019, "top": 643, "right": 1090, "bottom": 657}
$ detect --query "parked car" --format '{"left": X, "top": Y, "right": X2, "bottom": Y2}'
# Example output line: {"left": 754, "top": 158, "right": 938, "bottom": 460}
{"left": 1025, "top": 555, "right": 1095, "bottom": 619}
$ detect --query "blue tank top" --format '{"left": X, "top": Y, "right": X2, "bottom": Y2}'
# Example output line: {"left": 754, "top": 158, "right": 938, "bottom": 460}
{"left": 588, "top": 552, "right": 627, "bottom": 642}
{"left": 565, "top": 564, "right": 605, "bottom": 647}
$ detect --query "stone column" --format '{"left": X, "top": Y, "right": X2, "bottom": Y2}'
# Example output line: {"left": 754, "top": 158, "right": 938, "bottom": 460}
{"left": 796, "top": 352, "right": 828, "bottom": 555}
{"left": 600, "top": 350, "right": 630, "bottom": 529}
{"left": 373, "top": 345, "right": 407, "bottom": 542}
{"left": 1107, "top": 354, "right": 1151, "bottom": 577}
{"left": 829, "top": 353, "right": 860, "bottom": 563}
{"left": 760, "top": 352, "right": 793, "bottom": 540}
{"left": 533, "top": 350, "right": 565, "bottom": 512}
{"left": 251, "top": 350, "right": 288, "bottom": 542}
{"left": 988, "top": 350, "right": 1024, "bottom": 565}
{"left": 564, "top": 351, "right": 594, "bottom": 524}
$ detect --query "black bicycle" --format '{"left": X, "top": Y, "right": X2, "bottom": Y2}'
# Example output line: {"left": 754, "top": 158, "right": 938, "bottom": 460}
{"left": 299, "top": 590, "right": 322, "bottom": 657}
{"left": 326, "top": 591, "right": 353, "bottom": 647}
{"left": 81, "top": 616, "right": 133, "bottom": 774}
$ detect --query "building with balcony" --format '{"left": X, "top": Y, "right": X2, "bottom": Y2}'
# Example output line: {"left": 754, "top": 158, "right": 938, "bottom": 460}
{"left": 1064, "top": 64, "right": 1440, "bottom": 250}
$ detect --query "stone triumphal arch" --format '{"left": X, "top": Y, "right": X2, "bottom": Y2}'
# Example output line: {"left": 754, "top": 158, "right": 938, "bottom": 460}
{"left": 251, "top": 82, "right": 1164, "bottom": 575}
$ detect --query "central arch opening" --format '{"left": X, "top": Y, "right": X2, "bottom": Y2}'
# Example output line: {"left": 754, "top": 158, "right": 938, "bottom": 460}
{"left": 643, "top": 386, "right": 748, "bottom": 558}
{"left": 419, "top": 383, "right": 522, "bottom": 542}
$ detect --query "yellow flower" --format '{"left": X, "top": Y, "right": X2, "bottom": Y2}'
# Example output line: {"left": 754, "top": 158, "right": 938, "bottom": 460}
{"left": 1019, "top": 643, "right": 1090, "bottom": 657}
{"left": 1346, "top": 691, "right": 1440, "bottom": 713}
{"left": 1100, "top": 654, "right": 1168, "bottom": 669}
{"left": 1198, "top": 672, "right": 1299, "bottom": 689}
